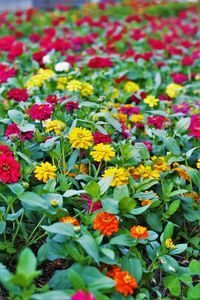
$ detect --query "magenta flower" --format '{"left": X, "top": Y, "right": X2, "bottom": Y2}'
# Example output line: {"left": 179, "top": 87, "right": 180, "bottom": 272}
{"left": 71, "top": 290, "right": 96, "bottom": 300}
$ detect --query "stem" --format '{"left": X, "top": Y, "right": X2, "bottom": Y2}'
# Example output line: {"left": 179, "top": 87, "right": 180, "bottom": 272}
{"left": 26, "top": 215, "right": 45, "bottom": 244}
{"left": 94, "top": 161, "right": 103, "bottom": 180}
{"left": 61, "top": 138, "right": 66, "bottom": 174}
{"left": 12, "top": 213, "right": 24, "bottom": 244}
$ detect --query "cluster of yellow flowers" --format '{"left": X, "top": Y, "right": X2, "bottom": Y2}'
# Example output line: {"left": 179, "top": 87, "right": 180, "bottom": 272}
{"left": 66, "top": 79, "right": 94, "bottom": 97}
{"left": 124, "top": 81, "right": 140, "bottom": 93}
{"left": 129, "top": 165, "right": 160, "bottom": 180}
{"left": 26, "top": 69, "right": 54, "bottom": 88}
{"left": 44, "top": 120, "right": 66, "bottom": 135}
{"left": 166, "top": 83, "right": 183, "bottom": 98}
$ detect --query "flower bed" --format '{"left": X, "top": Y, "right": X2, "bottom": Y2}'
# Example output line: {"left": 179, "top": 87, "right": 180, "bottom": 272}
{"left": 0, "top": 1, "right": 199, "bottom": 299}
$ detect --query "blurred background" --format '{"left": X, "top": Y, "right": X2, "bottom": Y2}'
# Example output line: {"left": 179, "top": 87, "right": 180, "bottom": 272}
{"left": 0, "top": 0, "right": 197, "bottom": 11}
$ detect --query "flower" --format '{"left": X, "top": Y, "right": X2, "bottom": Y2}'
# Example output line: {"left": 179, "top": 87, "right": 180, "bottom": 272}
{"left": 197, "top": 158, "right": 200, "bottom": 169}
{"left": 172, "top": 103, "right": 190, "bottom": 114}
{"left": 130, "top": 114, "right": 144, "bottom": 123}
{"left": 189, "top": 114, "right": 200, "bottom": 139}
{"left": 124, "top": 81, "right": 140, "bottom": 93}
{"left": 166, "top": 83, "right": 183, "bottom": 98}
{"left": 130, "top": 225, "right": 148, "bottom": 239}
{"left": 60, "top": 216, "right": 80, "bottom": 226}
{"left": 0, "top": 155, "right": 21, "bottom": 183}
{"left": 93, "top": 132, "right": 112, "bottom": 145}
{"left": 71, "top": 290, "right": 96, "bottom": 300}
{"left": 143, "top": 95, "right": 159, "bottom": 108}
{"left": 102, "top": 167, "right": 129, "bottom": 187}
{"left": 0, "top": 144, "right": 13, "bottom": 157}
{"left": 151, "top": 156, "right": 168, "bottom": 172}
{"left": 88, "top": 56, "right": 113, "bottom": 68}
{"left": 50, "top": 199, "right": 59, "bottom": 207}
{"left": 34, "top": 162, "right": 57, "bottom": 183}
{"left": 90, "top": 143, "right": 115, "bottom": 162}
{"left": 65, "top": 101, "right": 79, "bottom": 112}
{"left": 118, "top": 104, "right": 140, "bottom": 115}
{"left": 129, "top": 165, "right": 160, "bottom": 180}
{"left": 107, "top": 266, "right": 138, "bottom": 296}
{"left": 141, "top": 199, "right": 153, "bottom": 206}
{"left": 7, "top": 88, "right": 28, "bottom": 102}
{"left": 81, "top": 194, "right": 102, "bottom": 213}
{"left": 55, "top": 61, "right": 70, "bottom": 72}
{"left": 44, "top": 120, "right": 66, "bottom": 135}
{"left": 80, "top": 82, "right": 94, "bottom": 97}
{"left": 165, "top": 238, "right": 175, "bottom": 249}
{"left": 66, "top": 79, "right": 82, "bottom": 92}
{"left": 66, "top": 163, "right": 88, "bottom": 177}
{"left": 114, "top": 270, "right": 138, "bottom": 296}
{"left": 68, "top": 127, "right": 93, "bottom": 149}
{"left": 26, "top": 68, "right": 54, "bottom": 88}
{"left": 5, "top": 123, "right": 33, "bottom": 141}
{"left": 93, "top": 211, "right": 119, "bottom": 236}
{"left": 57, "top": 76, "right": 68, "bottom": 90}
{"left": 147, "top": 116, "right": 166, "bottom": 129}
{"left": 29, "top": 104, "right": 54, "bottom": 121}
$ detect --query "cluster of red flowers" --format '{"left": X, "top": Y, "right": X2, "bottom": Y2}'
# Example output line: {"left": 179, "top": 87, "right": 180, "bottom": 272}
{"left": 0, "top": 144, "right": 21, "bottom": 183}
{"left": 5, "top": 123, "right": 33, "bottom": 141}
{"left": 88, "top": 56, "right": 113, "bottom": 68}
{"left": 7, "top": 88, "right": 29, "bottom": 102}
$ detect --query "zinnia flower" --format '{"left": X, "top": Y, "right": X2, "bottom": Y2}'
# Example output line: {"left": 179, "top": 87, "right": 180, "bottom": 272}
{"left": 143, "top": 95, "right": 159, "bottom": 108}
{"left": 165, "top": 238, "right": 175, "bottom": 249}
{"left": 60, "top": 216, "right": 80, "bottom": 226}
{"left": 66, "top": 79, "right": 82, "bottom": 92}
{"left": 0, "top": 155, "right": 21, "bottom": 183}
{"left": 102, "top": 167, "right": 129, "bottom": 187}
{"left": 65, "top": 101, "right": 79, "bottom": 112}
{"left": 0, "top": 144, "right": 13, "bottom": 157}
{"left": 34, "top": 162, "right": 57, "bottom": 183}
{"left": 7, "top": 88, "right": 28, "bottom": 102}
{"left": 130, "top": 225, "right": 148, "bottom": 239}
{"left": 124, "top": 81, "right": 140, "bottom": 93}
{"left": 80, "top": 82, "right": 94, "bottom": 97}
{"left": 93, "top": 132, "right": 112, "bottom": 145}
{"left": 44, "top": 120, "right": 66, "bottom": 135}
{"left": 188, "top": 114, "right": 200, "bottom": 139}
{"left": 166, "top": 83, "right": 183, "bottom": 98}
{"left": 197, "top": 158, "right": 200, "bottom": 169}
{"left": 90, "top": 143, "right": 115, "bottom": 162}
{"left": 71, "top": 290, "right": 96, "bottom": 300}
{"left": 93, "top": 211, "right": 119, "bottom": 236}
{"left": 68, "top": 127, "right": 93, "bottom": 149}
{"left": 29, "top": 104, "right": 54, "bottom": 121}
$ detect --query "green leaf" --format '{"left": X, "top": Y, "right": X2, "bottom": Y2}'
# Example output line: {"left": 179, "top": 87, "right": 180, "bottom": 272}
{"left": 175, "top": 118, "right": 190, "bottom": 134}
{"left": 164, "top": 200, "right": 180, "bottom": 218}
{"left": 164, "top": 137, "right": 181, "bottom": 156}
{"left": 187, "top": 283, "right": 200, "bottom": 299}
{"left": 68, "top": 270, "right": 86, "bottom": 290}
{"left": 163, "top": 275, "right": 180, "bottom": 296}
{"left": 162, "top": 222, "right": 174, "bottom": 246}
{"left": 67, "top": 149, "right": 79, "bottom": 171}
{"left": 18, "top": 192, "right": 48, "bottom": 210}
{"left": 88, "top": 276, "right": 115, "bottom": 291}
{"left": 168, "top": 189, "right": 188, "bottom": 197}
{"left": 7, "top": 183, "right": 24, "bottom": 195}
{"left": 110, "top": 234, "right": 136, "bottom": 247}
{"left": 98, "top": 176, "right": 113, "bottom": 195}
{"left": 41, "top": 223, "right": 74, "bottom": 237}
{"left": 188, "top": 169, "right": 200, "bottom": 187}
{"left": 146, "top": 213, "right": 162, "bottom": 232}
{"left": 170, "top": 244, "right": 187, "bottom": 255}
{"left": 6, "top": 208, "right": 24, "bottom": 221}
{"left": 101, "top": 197, "right": 119, "bottom": 214}
{"left": 0, "top": 221, "right": 6, "bottom": 235}
{"left": 32, "top": 291, "right": 71, "bottom": 300}
{"left": 130, "top": 205, "right": 150, "bottom": 215}
{"left": 16, "top": 248, "right": 34, "bottom": 272}
{"left": 113, "top": 185, "right": 129, "bottom": 201}
{"left": 84, "top": 181, "right": 100, "bottom": 201}
{"left": 136, "top": 179, "right": 158, "bottom": 193}
{"left": 8, "top": 109, "right": 24, "bottom": 125}
{"left": 134, "top": 143, "right": 150, "bottom": 160}
{"left": 77, "top": 234, "right": 99, "bottom": 264}
{"left": 121, "top": 257, "right": 143, "bottom": 282}
{"left": 189, "top": 260, "right": 200, "bottom": 275}
{"left": 63, "top": 189, "right": 85, "bottom": 197}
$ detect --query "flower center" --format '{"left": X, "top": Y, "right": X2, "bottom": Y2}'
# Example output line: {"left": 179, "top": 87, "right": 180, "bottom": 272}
{"left": 2, "top": 163, "right": 10, "bottom": 171}
{"left": 124, "top": 274, "right": 131, "bottom": 283}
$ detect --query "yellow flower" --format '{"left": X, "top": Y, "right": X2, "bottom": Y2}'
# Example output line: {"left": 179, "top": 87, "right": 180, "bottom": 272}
{"left": 124, "top": 81, "right": 140, "bottom": 93}
{"left": 111, "top": 88, "right": 120, "bottom": 99}
{"left": 50, "top": 199, "right": 59, "bottom": 207}
{"left": 130, "top": 114, "right": 144, "bottom": 123}
{"left": 66, "top": 79, "right": 82, "bottom": 92}
{"left": 165, "top": 238, "right": 175, "bottom": 249}
{"left": 151, "top": 156, "right": 168, "bottom": 172}
{"left": 68, "top": 127, "right": 93, "bottom": 149}
{"left": 80, "top": 82, "right": 94, "bottom": 97}
{"left": 26, "top": 69, "right": 54, "bottom": 89}
{"left": 143, "top": 95, "right": 159, "bottom": 108}
{"left": 90, "top": 143, "right": 115, "bottom": 162}
{"left": 197, "top": 158, "right": 200, "bottom": 169}
{"left": 57, "top": 76, "right": 68, "bottom": 90}
{"left": 129, "top": 165, "right": 160, "bottom": 180}
{"left": 115, "top": 113, "right": 127, "bottom": 123}
{"left": 102, "top": 167, "right": 129, "bottom": 187}
{"left": 166, "top": 83, "right": 183, "bottom": 98}
{"left": 44, "top": 120, "right": 66, "bottom": 135}
{"left": 34, "top": 162, "right": 57, "bottom": 183}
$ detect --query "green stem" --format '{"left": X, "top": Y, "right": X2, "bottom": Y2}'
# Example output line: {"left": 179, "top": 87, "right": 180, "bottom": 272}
{"left": 26, "top": 215, "right": 45, "bottom": 244}
{"left": 94, "top": 161, "right": 103, "bottom": 180}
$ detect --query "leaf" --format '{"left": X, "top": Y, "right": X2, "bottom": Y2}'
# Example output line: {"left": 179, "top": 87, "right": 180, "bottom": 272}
{"left": 163, "top": 275, "right": 180, "bottom": 297}
{"left": 101, "top": 198, "right": 119, "bottom": 214}
{"left": 130, "top": 205, "right": 150, "bottom": 215}
{"left": 7, "top": 183, "right": 24, "bottom": 195}
{"left": 32, "top": 291, "right": 71, "bottom": 300}
{"left": 121, "top": 257, "right": 143, "bottom": 282}
{"left": 175, "top": 118, "right": 190, "bottom": 134}
{"left": 188, "top": 169, "right": 200, "bottom": 187}
{"left": 63, "top": 189, "right": 85, "bottom": 197}
{"left": 154, "top": 72, "right": 161, "bottom": 89}
{"left": 98, "top": 176, "right": 113, "bottom": 195}
{"left": 18, "top": 192, "right": 48, "bottom": 210}
{"left": 88, "top": 277, "right": 115, "bottom": 291}
{"left": 110, "top": 234, "right": 136, "bottom": 247}
{"left": 164, "top": 200, "right": 180, "bottom": 218}
{"left": 77, "top": 234, "right": 99, "bottom": 264}
{"left": 41, "top": 223, "right": 74, "bottom": 237}
{"left": 187, "top": 283, "right": 200, "bottom": 299}
{"left": 134, "top": 143, "right": 150, "bottom": 160}
{"left": 84, "top": 181, "right": 100, "bottom": 201}
{"left": 113, "top": 185, "right": 129, "bottom": 201}
{"left": 189, "top": 260, "right": 200, "bottom": 275}
{"left": 162, "top": 222, "right": 174, "bottom": 246}
{"left": 8, "top": 110, "right": 24, "bottom": 125}
{"left": 68, "top": 270, "right": 86, "bottom": 290}
{"left": 164, "top": 137, "right": 181, "bottom": 156}
{"left": 146, "top": 213, "right": 162, "bottom": 232}
{"left": 170, "top": 244, "right": 187, "bottom": 255}
{"left": 168, "top": 189, "right": 188, "bottom": 197}
{"left": 136, "top": 179, "right": 158, "bottom": 193}
{"left": 16, "top": 248, "right": 37, "bottom": 276}
{"left": 6, "top": 208, "right": 24, "bottom": 221}
{"left": 67, "top": 149, "right": 79, "bottom": 171}
{"left": 0, "top": 221, "right": 6, "bottom": 235}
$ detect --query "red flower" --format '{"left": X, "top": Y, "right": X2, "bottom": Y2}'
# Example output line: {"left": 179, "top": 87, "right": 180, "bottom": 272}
{"left": 0, "top": 144, "right": 13, "bottom": 157}
{"left": 171, "top": 73, "right": 188, "bottom": 84}
{"left": 189, "top": 114, "right": 200, "bottom": 139}
{"left": 118, "top": 105, "right": 140, "bottom": 115}
{"left": 65, "top": 101, "right": 79, "bottom": 112}
{"left": 0, "top": 64, "right": 16, "bottom": 84}
{"left": 71, "top": 290, "right": 96, "bottom": 300}
{"left": 88, "top": 56, "right": 113, "bottom": 68}
{"left": 93, "top": 132, "right": 112, "bottom": 145}
{"left": 0, "top": 35, "right": 15, "bottom": 51}
{"left": 181, "top": 56, "right": 194, "bottom": 66}
{"left": 147, "top": 116, "right": 166, "bottom": 129}
{"left": 29, "top": 104, "right": 54, "bottom": 121}
{"left": 5, "top": 123, "right": 33, "bottom": 141}
{"left": 0, "top": 155, "right": 21, "bottom": 183}
{"left": 7, "top": 88, "right": 28, "bottom": 102}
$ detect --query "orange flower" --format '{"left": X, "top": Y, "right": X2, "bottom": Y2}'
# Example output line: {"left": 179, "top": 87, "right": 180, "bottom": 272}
{"left": 141, "top": 199, "right": 152, "bottom": 206}
{"left": 60, "top": 216, "right": 80, "bottom": 226}
{"left": 106, "top": 266, "right": 138, "bottom": 296}
{"left": 93, "top": 212, "right": 119, "bottom": 236}
{"left": 130, "top": 225, "right": 148, "bottom": 239}
{"left": 184, "top": 192, "right": 198, "bottom": 203}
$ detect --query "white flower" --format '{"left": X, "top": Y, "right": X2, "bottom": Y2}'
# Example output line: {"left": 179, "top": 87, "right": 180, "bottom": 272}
{"left": 42, "top": 54, "right": 51, "bottom": 64}
{"left": 55, "top": 62, "right": 70, "bottom": 72}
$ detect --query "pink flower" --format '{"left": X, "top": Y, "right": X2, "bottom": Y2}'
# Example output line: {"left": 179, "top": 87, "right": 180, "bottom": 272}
{"left": 71, "top": 290, "right": 96, "bottom": 300}
{"left": 5, "top": 123, "right": 33, "bottom": 141}
{"left": 65, "top": 101, "right": 79, "bottom": 112}
{"left": 118, "top": 105, "right": 140, "bottom": 115}
{"left": 0, "top": 144, "right": 13, "bottom": 157}
{"left": 81, "top": 194, "right": 102, "bottom": 213}
{"left": 29, "top": 104, "right": 54, "bottom": 121}
{"left": 171, "top": 73, "right": 188, "bottom": 84}
{"left": 7, "top": 88, "right": 28, "bottom": 102}
{"left": 189, "top": 114, "right": 200, "bottom": 139}
{"left": 88, "top": 56, "right": 113, "bottom": 68}
{"left": 172, "top": 103, "right": 190, "bottom": 114}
